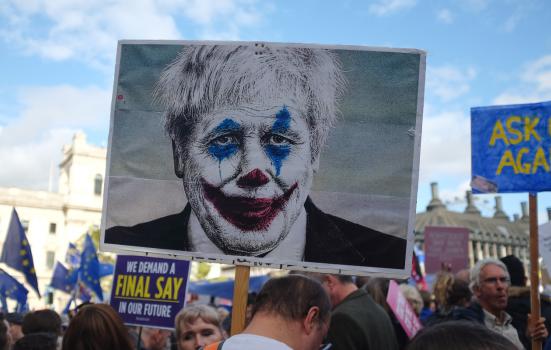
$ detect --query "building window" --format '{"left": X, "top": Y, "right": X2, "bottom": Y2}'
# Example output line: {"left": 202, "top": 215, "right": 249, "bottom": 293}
{"left": 94, "top": 174, "right": 103, "bottom": 196}
{"left": 46, "top": 251, "right": 55, "bottom": 269}
{"left": 49, "top": 223, "right": 56, "bottom": 235}
{"left": 21, "top": 220, "right": 29, "bottom": 234}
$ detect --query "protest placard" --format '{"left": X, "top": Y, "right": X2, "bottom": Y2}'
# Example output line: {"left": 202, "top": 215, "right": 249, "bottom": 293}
{"left": 110, "top": 255, "right": 190, "bottom": 329}
{"left": 424, "top": 226, "right": 469, "bottom": 274}
{"left": 471, "top": 101, "right": 551, "bottom": 193}
{"left": 100, "top": 41, "right": 426, "bottom": 278}
{"left": 471, "top": 100, "right": 551, "bottom": 350}
{"left": 387, "top": 280, "right": 422, "bottom": 339}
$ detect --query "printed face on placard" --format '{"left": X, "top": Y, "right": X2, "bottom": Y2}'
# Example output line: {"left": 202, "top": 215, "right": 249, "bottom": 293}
{"left": 180, "top": 101, "right": 315, "bottom": 255}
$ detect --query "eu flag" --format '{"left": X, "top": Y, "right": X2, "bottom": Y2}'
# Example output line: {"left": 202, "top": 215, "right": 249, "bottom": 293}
{"left": 50, "top": 262, "right": 78, "bottom": 294}
{"left": 65, "top": 243, "right": 81, "bottom": 268}
{"left": 0, "top": 209, "right": 40, "bottom": 297}
{"left": 0, "top": 269, "right": 29, "bottom": 308}
{"left": 79, "top": 234, "right": 103, "bottom": 301}
{"left": 99, "top": 262, "right": 114, "bottom": 278}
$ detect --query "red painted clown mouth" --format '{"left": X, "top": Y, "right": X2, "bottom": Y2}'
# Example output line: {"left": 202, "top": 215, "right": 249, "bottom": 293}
{"left": 202, "top": 181, "right": 298, "bottom": 231}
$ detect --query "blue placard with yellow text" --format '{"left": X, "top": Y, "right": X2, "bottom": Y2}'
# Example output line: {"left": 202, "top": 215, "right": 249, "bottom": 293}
{"left": 471, "top": 100, "right": 551, "bottom": 193}
{"left": 110, "top": 255, "right": 190, "bottom": 329}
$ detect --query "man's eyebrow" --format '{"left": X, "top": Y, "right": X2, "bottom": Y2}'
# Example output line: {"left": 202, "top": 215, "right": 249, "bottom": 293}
{"left": 212, "top": 118, "right": 241, "bottom": 133}
{"left": 263, "top": 126, "right": 303, "bottom": 140}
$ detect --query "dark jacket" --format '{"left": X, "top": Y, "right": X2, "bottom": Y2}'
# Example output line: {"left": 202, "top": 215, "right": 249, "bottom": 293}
{"left": 327, "top": 289, "right": 399, "bottom": 350}
{"left": 506, "top": 286, "right": 551, "bottom": 350}
{"left": 450, "top": 302, "right": 485, "bottom": 324}
{"left": 105, "top": 197, "right": 406, "bottom": 268}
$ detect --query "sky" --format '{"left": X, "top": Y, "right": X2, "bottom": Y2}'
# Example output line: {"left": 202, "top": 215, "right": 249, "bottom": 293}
{"left": 1, "top": 0, "right": 551, "bottom": 223}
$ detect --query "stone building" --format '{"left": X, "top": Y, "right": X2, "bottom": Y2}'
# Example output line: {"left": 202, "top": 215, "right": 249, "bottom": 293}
{"left": 415, "top": 182, "right": 531, "bottom": 268}
{"left": 0, "top": 132, "right": 226, "bottom": 309}
{"left": 0, "top": 132, "right": 106, "bottom": 308}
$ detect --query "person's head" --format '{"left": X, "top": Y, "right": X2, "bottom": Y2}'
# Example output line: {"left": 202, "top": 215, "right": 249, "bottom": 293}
{"left": 6, "top": 313, "right": 24, "bottom": 344}
{"left": 13, "top": 333, "right": 57, "bottom": 350}
{"left": 62, "top": 303, "right": 133, "bottom": 350}
{"left": 250, "top": 274, "right": 331, "bottom": 350}
{"left": 470, "top": 258, "right": 510, "bottom": 316}
{"left": 399, "top": 284, "right": 423, "bottom": 316}
{"left": 500, "top": 255, "right": 526, "bottom": 287}
{"left": 447, "top": 279, "right": 472, "bottom": 308}
{"left": 363, "top": 277, "right": 390, "bottom": 312}
{"left": 432, "top": 271, "right": 454, "bottom": 310}
{"left": 455, "top": 268, "right": 470, "bottom": 283}
{"left": 22, "top": 310, "right": 61, "bottom": 336}
{"left": 141, "top": 327, "right": 171, "bottom": 350}
{"left": 175, "top": 304, "right": 225, "bottom": 350}
{"left": 302, "top": 273, "right": 356, "bottom": 307}
{"left": 406, "top": 320, "right": 517, "bottom": 350}
{"left": 155, "top": 45, "right": 346, "bottom": 256}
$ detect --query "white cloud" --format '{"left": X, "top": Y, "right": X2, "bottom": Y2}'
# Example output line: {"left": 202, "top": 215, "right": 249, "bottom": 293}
{"left": 493, "top": 54, "right": 551, "bottom": 105}
{"left": 427, "top": 65, "right": 477, "bottom": 102}
{"left": 0, "top": 0, "right": 265, "bottom": 71}
{"left": 439, "top": 180, "right": 471, "bottom": 204}
{"left": 0, "top": 85, "right": 110, "bottom": 190}
{"left": 436, "top": 8, "right": 453, "bottom": 24}
{"left": 418, "top": 108, "right": 471, "bottom": 183}
{"left": 368, "top": 0, "right": 416, "bottom": 16}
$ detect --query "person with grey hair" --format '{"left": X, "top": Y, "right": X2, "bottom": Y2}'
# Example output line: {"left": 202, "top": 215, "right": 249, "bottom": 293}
{"left": 106, "top": 44, "right": 406, "bottom": 267}
{"left": 452, "top": 258, "right": 547, "bottom": 349}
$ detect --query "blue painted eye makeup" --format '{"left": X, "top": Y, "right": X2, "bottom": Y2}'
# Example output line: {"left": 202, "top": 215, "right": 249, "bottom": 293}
{"left": 264, "top": 107, "right": 293, "bottom": 176}
{"left": 207, "top": 118, "right": 241, "bottom": 162}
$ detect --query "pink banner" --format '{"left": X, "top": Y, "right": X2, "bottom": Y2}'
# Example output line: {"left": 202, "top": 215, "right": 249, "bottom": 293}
{"left": 386, "top": 280, "right": 422, "bottom": 339}
{"left": 424, "top": 226, "right": 470, "bottom": 274}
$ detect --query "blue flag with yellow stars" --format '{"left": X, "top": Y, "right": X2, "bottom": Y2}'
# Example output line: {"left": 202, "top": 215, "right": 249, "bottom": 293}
{"left": 79, "top": 234, "right": 103, "bottom": 301}
{"left": 0, "top": 209, "right": 40, "bottom": 297}
{"left": 65, "top": 243, "right": 81, "bottom": 268}
{"left": 0, "top": 269, "right": 29, "bottom": 308}
{"left": 50, "top": 262, "right": 78, "bottom": 294}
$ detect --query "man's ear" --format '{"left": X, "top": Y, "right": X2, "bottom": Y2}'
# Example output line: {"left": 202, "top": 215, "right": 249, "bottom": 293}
{"left": 172, "top": 140, "right": 184, "bottom": 178}
{"left": 303, "top": 306, "right": 320, "bottom": 334}
{"left": 324, "top": 275, "right": 338, "bottom": 289}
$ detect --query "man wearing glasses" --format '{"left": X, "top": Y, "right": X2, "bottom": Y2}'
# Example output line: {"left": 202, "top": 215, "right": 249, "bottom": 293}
{"left": 455, "top": 258, "right": 547, "bottom": 349}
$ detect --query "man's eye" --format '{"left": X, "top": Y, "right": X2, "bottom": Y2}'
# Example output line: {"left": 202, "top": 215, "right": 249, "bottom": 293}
{"left": 201, "top": 330, "right": 214, "bottom": 337}
{"left": 268, "top": 134, "right": 291, "bottom": 145}
{"left": 211, "top": 135, "right": 237, "bottom": 146}
{"left": 182, "top": 333, "right": 194, "bottom": 341}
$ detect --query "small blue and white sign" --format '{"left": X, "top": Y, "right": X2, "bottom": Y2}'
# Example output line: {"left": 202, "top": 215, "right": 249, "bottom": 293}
{"left": 471, "top": 100, "right": 551, "bottom": 193}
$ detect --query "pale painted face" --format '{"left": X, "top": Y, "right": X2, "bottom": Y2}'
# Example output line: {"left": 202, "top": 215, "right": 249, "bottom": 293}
{"left": 180, "top": 102, "right": 314, "bottom": 255}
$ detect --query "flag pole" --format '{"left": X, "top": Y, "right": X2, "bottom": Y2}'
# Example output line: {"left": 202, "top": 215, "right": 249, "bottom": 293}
{"left": 529, "top": 192, "right": 542, "bottom": 350}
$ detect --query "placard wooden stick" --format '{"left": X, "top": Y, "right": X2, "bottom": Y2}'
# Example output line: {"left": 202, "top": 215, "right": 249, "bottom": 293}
{"left": 230, "top": 265, "right": 250, "bottom": 336}
{"left": 530, "top": 193, "right": 542, "bottom": 350}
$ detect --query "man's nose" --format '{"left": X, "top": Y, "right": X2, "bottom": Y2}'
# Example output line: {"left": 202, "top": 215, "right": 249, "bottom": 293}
{"left": 237, "top": 169, "right": 269, "bottom": 188}
{"left": 239, "top": 138, "right": 272, "bottom": 177}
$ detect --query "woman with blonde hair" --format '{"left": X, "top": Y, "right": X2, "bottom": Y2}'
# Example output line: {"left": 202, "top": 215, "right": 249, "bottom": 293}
{"left": 175, "top": 304, "right": 226, "bottom": 350}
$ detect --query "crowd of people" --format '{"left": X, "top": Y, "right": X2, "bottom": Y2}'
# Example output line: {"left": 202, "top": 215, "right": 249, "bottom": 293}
{"left": 0, "top": 254, "right": 549, "bottom": 350}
